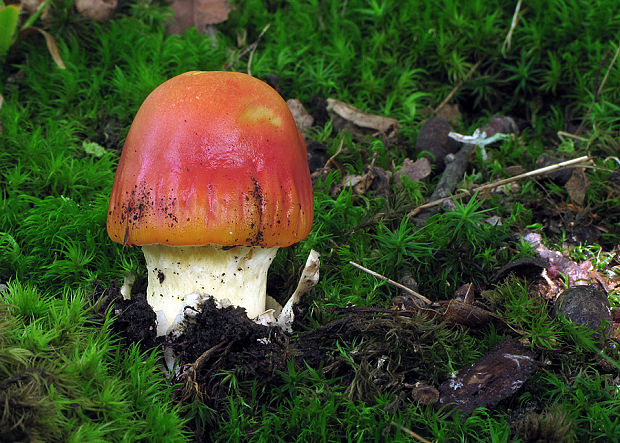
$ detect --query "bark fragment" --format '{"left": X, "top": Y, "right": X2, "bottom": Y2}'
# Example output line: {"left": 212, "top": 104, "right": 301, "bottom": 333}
{"left": 437, "top": 338, "right": 537, "bottom": 416}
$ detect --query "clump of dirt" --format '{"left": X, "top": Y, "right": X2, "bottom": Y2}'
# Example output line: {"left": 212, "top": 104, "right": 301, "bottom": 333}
{"left": 171, "top": 298, "right": 289, "bottom": 409}
{"left": 93, "top": 280, "right": 161, "bottom": 350}
{"left": 96, "top": 280, "right": 462, "bottom": 416}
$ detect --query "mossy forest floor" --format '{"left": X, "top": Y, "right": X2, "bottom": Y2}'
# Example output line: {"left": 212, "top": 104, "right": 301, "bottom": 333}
{"left": 1, "top": 0, "right": 620, "bottom": 441}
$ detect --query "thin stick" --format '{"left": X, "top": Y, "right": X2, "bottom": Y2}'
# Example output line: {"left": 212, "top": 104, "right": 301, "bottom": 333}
{"left": 224, "top": 23, "right": 271, "bottom": 72}
{"left": 502, "top": 0, "right": 522, "bottom": 57}
{"left": 324, "top": 138, "right": 344, "bottom": 169}
{"left": 311, "top": 138, "right": 345, "bottom": 179}
{"left": 390, "top": 422, "right": 433, "bottom": 443}
{"left": 576, "top": 43, "right": 620, "bottom": 135}
{"left": 408, "top": 155, "right": 592, "bottom": 217}
{"left": 433, "top": 61, "right": 481, "bottom": 115}
{"left": 557, "top": 130, "right": 588, "bottom": 143}
{"left": 349, "top": 261, "right": 433, "bottom": 306}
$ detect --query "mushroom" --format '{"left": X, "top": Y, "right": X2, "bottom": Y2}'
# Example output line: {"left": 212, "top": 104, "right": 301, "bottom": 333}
{"left": 107, "top": 71, "right": 314, "bottom": 336}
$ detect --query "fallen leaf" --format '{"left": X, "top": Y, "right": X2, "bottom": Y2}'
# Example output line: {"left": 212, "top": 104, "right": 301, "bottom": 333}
{"left": 168, "top": 0, "right": 232, "bottom": 34}
{"left": 326, "top": 98, "right": 399, "bottom": 138}
{"left": 481, "top": 115, "right": 518, "bottom": 137}
{"left": 20, "top": 0, "right": 46, "bottom": 16}
{"left": 411, "top": 382, "right": 439, "bottom": 405}
{"left": 393, "top": 157, "right": 431, "bottom": 185}
{"left": 564, "top": 168, "right": 589, "bottom": 205}
{"left": 74, "top": 0, "right": 117, "bottom": 21}
{"left": 21, "top": 27, "right": 65, "bottom": 68}
{"left": 277, "top": 249, "right": 320, "bottom": 332}
{"left": 441, "top": 300, "right": 507, "bottom": 329}
{"left": 435, "top": 103, "right": 461, "bottom": 125}
{"left": 492, "top": 256, "right": 551, "bottom": 283}
{"left": 331, "top": 166, "right": 392, "bottom": 198}
{"left": 503, "top": 165, "right": 525, "bottom": 176}
{"left": 286, "top": 98, "right": 314, "bottom": 133}
{"left": 455, "top": 282, "right": 474, "bottom": 304}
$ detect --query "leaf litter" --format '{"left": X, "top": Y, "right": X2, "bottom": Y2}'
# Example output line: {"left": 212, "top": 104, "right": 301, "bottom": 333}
{"left": 90, "top": 86, "right": 620, "bottom": 438}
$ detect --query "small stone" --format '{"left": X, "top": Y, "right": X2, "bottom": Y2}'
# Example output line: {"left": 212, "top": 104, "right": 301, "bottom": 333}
{"left": 415, "top": 116, "right": 459, "bottom": 169}
{"left": 553, "top": 286, "right": 612, "bottom": 336}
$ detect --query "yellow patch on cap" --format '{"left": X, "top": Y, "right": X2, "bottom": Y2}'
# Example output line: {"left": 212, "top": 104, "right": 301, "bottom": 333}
{"left": 239, "top": 105, "right": 282, "bottom": 128}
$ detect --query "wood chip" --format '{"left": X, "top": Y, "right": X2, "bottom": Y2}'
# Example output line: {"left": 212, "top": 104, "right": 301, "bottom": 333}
{"left": 438, "top": 338, "right": 537, "bottom": 416}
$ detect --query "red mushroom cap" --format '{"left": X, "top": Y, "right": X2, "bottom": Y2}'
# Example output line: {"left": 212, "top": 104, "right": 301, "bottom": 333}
{"left": 107, "top": 71, "right": 313, "bottom": 248}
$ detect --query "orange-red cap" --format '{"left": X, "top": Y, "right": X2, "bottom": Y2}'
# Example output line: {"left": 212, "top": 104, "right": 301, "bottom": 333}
{"left": 107, "top": 71, "right": 313, "bottom": 248}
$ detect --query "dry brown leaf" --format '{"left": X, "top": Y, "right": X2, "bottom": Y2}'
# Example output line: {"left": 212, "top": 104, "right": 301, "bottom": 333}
{"left": 286, "top": 98, "right": 314, "bottom": 133}
{"left": 23, "top": 27, "right": 65, "bottom": 69}
{"left": 74, "top": 0, "right": 117, "bottom": 20}
{"left": 503, "top": 165, "right": 525, "bottom": 176}
{"left": 435, "top": 103, "right": 461, "bottom": 125}
{"left": 393, "top": 157, "right": 431, "bottom": 185}
{"left": 330, "top": 166, "right": 392, "bottom": 198}
{"left": 441, "top": 300, "right": 506, "bottom": 329}
{"left": 565, "top": 168, "right": 589, "bottom": 205}
{"left": 326, "top": 98, "right": 399, "bottom": 137}
{"left": 411, "top": 382, "right": 439, "bottom": 405}
{"left": 21, "top": 0, "right": 47, "bottom": 16}
{"left": 168, "top": 0, "right": 232, "bottom": 34}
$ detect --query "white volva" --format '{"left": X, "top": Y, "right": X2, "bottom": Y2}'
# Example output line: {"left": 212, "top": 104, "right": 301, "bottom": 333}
{"left": 142, "top": 244, "right": 278, "bottom": 336}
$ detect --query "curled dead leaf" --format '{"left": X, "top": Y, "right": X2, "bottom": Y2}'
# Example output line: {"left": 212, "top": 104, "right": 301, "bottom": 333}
{"left": 411, "top": 382, "right": 439, "bottom": 405}
{"left": 286, "top": 98, "right": 314, "bottom": 133}
{"left": 331, "top": 166, "right": 392, "bottom": 198}
{"left": 74, "top": 0, "right": 117, "bottom": 21}
{"left": 564, "top": 168, "right": 589, "bottom": 205}
{"left": 20, "top": 27, "right": 65, "bottom": 69}
{"left": 393, "top": 157, "right": 431, "bottom": 185}
{"left": 169, "top": 0, "right": 232, "bottom": 34}
{"left": 326, "top": 98, "right": 399, "bottom": 138}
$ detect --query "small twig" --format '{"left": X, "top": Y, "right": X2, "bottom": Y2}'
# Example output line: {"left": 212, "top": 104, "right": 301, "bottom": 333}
{"left": 311, "top": 138, "right": 345, "bottom": 179}
{"left": 433, "top": 61, "right": 481, "bottom": 115}
{"left": 502, "top": 0, "right": 522, "bottom": 57}
{"left": 595, "top": 44, "right": 620, "bottom": 99}
{"left": 557, "top": 130, "right": 589, "bottom": 143}
{"left": 224, "top": 23, "right": 271, "bottom": 72}
{"left": 324, "top": 138, "right": 344, "bottom": 169}
{"left": 317, "top": 0, "right": 326, "bottom": 30}
{"left": 390, "top": 422, "right": 433, "bottom": 443}
{"left": 575, "top": 43, "right": 620, "bottom": 135}
{"left": 408, "top": 155, "right": 592, "bottom": 217}
{"left": 348, "top": 261, "right": 433, "bottom": 306}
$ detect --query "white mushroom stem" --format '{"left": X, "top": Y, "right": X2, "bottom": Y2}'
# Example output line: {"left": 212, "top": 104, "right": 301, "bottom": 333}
{"left": 142, "top": 244, "right": 278, "bottom": 336}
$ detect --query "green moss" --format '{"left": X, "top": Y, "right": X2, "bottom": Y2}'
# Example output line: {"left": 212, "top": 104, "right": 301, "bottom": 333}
{"left": 0, "top": 281, "right": 187, "bottom": 441}
{"left": 1, "top": 0, "right": 619, "bottom": 439}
